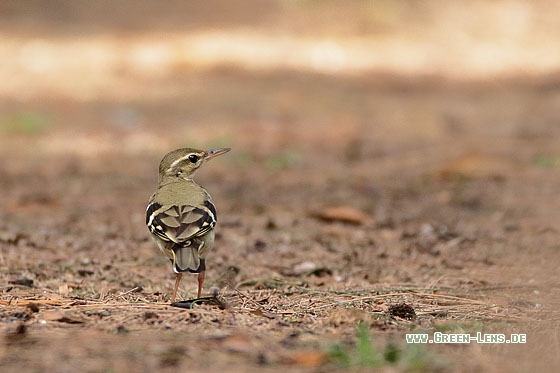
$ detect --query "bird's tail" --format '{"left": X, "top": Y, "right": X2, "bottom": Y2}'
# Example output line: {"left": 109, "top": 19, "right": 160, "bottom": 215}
{"left": 173, "top": 245, "right": 201, "bottom": 273}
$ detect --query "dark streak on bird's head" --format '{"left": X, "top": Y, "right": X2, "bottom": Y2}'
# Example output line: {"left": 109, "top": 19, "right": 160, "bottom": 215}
{"left": 158, "top": 147, "right": 230, "bottom": 182}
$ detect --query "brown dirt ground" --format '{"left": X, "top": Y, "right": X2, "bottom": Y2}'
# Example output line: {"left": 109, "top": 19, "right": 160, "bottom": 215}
{"left": 1, "top": 1, "right": 560, "bottom": 372}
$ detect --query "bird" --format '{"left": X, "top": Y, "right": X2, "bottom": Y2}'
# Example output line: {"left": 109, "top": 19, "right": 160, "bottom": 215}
{"left": 146, "top": 147, "right": 230, "bottom": 302}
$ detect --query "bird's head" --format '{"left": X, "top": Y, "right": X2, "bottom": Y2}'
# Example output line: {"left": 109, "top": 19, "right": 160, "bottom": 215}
{"left": 158, "top": 147, "right": 231, "bottom": 182}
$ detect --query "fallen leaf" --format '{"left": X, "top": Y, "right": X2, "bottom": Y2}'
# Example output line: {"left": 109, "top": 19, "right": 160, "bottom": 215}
{"left": 42, "top": 310, "right": 64, "bottom": 321}
{"left": 41, "top": 310, "right": 84, "bottom": 324}
{"left": 432, "top": 153, "right": 514, "bottom": 180}
{"left": 290, "top": 351, "right": 328, "bottom": 367}
{"left": 249, "top": 309, "right": 277, "bottom": 319}
{"left": 311, "top": 206, "right": 373, "bottom": 225}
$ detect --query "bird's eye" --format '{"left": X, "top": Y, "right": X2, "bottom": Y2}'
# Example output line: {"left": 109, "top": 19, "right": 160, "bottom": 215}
{"left": 188, "top": 154, "right": 199, "bottom": 163}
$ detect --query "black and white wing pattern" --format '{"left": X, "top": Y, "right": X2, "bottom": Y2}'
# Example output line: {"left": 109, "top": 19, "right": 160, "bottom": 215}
{"left": 146, "top": 200, "right": 217, "bottom": 245}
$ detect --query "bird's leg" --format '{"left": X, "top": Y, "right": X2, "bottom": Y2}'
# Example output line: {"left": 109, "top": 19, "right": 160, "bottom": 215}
{"left": 197, "top": 271, "right": 205, "bottom": 298}
{"left": 172, "top": 272, "right": 183, "bottom": 303}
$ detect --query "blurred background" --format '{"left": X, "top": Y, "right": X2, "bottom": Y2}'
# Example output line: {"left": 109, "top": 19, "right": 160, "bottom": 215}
{"left": 2, "top": 0, "right": 560, "bottom": 235}
{"left": 2, "top": 0, "right": 560, "bottom": 270}
{"left": 1, "top": 0, "right": 559, "bottom": 162}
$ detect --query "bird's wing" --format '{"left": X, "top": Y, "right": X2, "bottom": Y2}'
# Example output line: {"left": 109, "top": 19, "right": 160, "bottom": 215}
{"left": 146, "top": 200, "right": 217, "bottom": 244}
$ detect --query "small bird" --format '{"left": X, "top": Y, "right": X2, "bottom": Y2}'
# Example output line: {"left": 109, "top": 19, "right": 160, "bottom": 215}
{"left": 146, "top": 147, "right": 230, "bottom": 302}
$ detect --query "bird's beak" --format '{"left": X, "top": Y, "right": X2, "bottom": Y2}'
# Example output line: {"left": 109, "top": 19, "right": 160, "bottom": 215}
{"left": 205, "top": 148, "right": 231, "bottom": 161}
